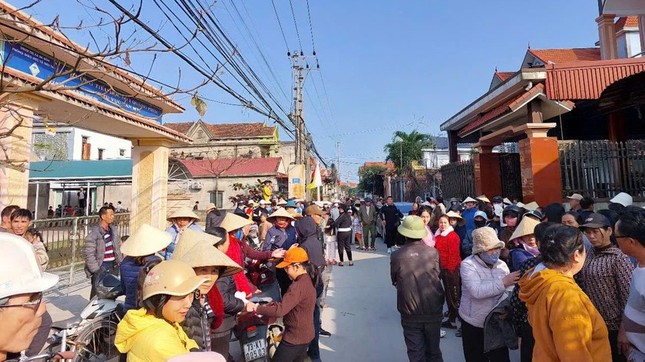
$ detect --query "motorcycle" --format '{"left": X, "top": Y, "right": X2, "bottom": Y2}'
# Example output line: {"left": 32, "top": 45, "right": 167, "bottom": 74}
{"left": 46, "top": 272, "right": 124, "bottom": 362}
{"left": 234, "top": 296, "right": 283, "bottom": 362}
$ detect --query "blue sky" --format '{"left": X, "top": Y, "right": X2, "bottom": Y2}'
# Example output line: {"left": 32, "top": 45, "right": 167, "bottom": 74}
{"left": 14, "top": 0, "right": 601, "bottom": 181}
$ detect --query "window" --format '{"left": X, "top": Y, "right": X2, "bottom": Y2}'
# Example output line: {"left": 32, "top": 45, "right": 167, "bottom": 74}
{"left": 119, "top": 149, "right": 126, "bottom": 157}
{"left": 210, "top": 191, "right": 224, "bottom": 208}
{"left": 98, "top": 148, "right": 104, "bottom": 160}
{"left": 81, "top": 136, "right": 90, "bottom": 160}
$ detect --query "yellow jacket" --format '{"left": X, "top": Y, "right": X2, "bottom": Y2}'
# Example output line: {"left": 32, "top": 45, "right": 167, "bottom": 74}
{"left": 115, "top": 308, "right": 198, "bottom": 362}
{"left": 519, "top": 266, "right": 611, "bottom": 362}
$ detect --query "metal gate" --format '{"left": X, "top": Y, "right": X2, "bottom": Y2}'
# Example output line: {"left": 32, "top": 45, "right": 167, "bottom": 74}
{"left": 499, "top": 153, "right": 522, "bottom": 202}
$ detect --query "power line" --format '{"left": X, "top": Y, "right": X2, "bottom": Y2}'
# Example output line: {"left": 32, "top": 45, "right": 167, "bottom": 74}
{"left": 287, "top": 0, "right": 303, "bottom": 52}
{"left": 305, "top": 0, "right": 316, "bottom": 54}
{"left": 270, "top": 0, "right": 290, "bottom": 54}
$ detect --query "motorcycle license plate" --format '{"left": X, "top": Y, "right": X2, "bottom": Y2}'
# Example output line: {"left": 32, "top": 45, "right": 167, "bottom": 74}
{"left": 243, "top": 338, "right": 267, "bottom": 361}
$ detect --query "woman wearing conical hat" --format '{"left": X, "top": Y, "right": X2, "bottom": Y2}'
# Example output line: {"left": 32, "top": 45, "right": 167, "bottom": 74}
{"left": 164, "top": 207, "right": 203, "bottom": 259}
{"left": 172, "top": 229, "right": 242, "bottom": 352}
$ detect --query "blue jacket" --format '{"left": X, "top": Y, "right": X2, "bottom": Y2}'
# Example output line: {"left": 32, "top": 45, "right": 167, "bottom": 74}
{"left": 462, "top": 208, "right": 477, "bottom": 235}
{"left": 263, "top": 225, "right": 297, "bottom": 251}
{"left": 163, "top": 223, "right": 203, "bottom": 259}
{"left": 508, "top": 248, "right": 534, "bottom": 273}
{"left": 120, "top": 255, "right": 161, "bottom": 313}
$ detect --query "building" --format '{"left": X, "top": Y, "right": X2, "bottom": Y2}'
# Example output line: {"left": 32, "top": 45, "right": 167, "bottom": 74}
{"left": 439, "top": 11, "right": 645, "bottom": 205}
{"left": 31, "top": 123, "right": 132, "bottom": 161}
{"left": 0, "top": 2, "right": 189, "bottom": 230}
{"left": 422, "top": 137, "right": 473, "bottom": 169}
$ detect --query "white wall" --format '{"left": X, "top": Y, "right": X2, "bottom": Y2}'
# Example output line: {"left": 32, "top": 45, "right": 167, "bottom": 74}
{"left": 70, "top": 128, "right": 131, "bottom": 160}
{"left": 617, "top": 30, "right": 643, "bottom": 58}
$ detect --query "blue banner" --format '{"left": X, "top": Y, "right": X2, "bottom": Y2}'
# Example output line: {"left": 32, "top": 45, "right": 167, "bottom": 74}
{"left": 0, "top": 38, "right": 163, "bottom": 120}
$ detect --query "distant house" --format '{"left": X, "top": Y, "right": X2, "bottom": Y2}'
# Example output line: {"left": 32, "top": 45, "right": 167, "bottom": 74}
{"left": 422, "top": 137, "right": 473, "bottom": 169}
{"left": 31, "top": 123, "right": 132, "bottom": 161}
{"left": 164, "top": 120, "right": 281, "bottom": 159}
{"left": 172, "top": 157, "right": 288, "bottom": 208}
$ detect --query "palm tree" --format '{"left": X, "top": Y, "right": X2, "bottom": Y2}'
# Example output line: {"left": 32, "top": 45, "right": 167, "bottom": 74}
{"left": 383, "top": 130, "right": 434, "bottom": 177}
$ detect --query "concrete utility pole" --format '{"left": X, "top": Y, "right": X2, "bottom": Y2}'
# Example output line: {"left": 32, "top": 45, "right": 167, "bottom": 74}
{"left": 290, "top": 52, "right": 306, "bottom": 164}
{"left": 336, "top": 141, "right": 340, "bottom": 197}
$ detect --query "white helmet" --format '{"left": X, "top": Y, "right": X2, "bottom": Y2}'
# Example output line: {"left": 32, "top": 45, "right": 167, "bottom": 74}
{"left": 0, "top": 233, "right": 58, "bottom": 300}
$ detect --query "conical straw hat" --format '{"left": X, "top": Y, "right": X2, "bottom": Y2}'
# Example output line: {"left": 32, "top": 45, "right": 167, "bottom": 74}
{"left": 219, "top": 212, "right": 254, "bottom": 232}
{"left": 463, "top": 196, "right": 478, "bottom": 204}
{"left": 121, "top": 224, "right": 172, "bottom": 257}
{"left": 167, "top": 206, "right": 200, "bottom": 222}
{"left": 267, "top": 207, "right": 295, "bottom": 222}
{"left": 171, "top": 229, "right": 242, "bottom": 278}
{"left": 522, "top": 201, "right": 540, "bottom": 211}
{"left": 509, "top": 216, "right": 540, "bottom": 241}
{"left": 476, "top": 195, "right": 491, "bottom": 204}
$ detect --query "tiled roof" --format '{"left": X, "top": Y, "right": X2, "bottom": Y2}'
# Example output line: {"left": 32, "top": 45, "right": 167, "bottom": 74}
{"left": 180, "top": 157, "right": 282, "bottom": 177}
{"left": 163, "top": 121, "right": 276, "bottom": 139}
{"left": 205, "top": 122, "right": 275, "bottom": 139}
{"left": 360, "top": 161, "right": 395, "bottom": 172}
{"left": 30, "top": 160, "right": 132, "bottom": 180}
{"left": 458, "top": 84, "right": 545, "bottom": 137}
{"left": 529, "top": 48, "right": 601, "bottom": 64}
{"left": 615, "top": 16, "right": 640, "bottom": 31}
{"left": 495, "top": 71, "right": 516, "bottom": 81}
{"left": 545, "top": 58, "right": 645, "bottom": 100}
{"left": 163, "top": 122, "right": 194, "bottom": 135}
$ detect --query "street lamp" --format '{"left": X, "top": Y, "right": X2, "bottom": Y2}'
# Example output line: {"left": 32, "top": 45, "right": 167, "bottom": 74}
{"left": 394, "top": 136, "right": 404, "bottom": 202}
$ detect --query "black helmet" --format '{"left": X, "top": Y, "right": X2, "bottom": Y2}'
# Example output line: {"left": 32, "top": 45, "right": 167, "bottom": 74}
{"left": 524, "top": 210, "right": 544, "bottom": 221}
{"left": 502, "top": 205, "right": 521, "bottom": 218}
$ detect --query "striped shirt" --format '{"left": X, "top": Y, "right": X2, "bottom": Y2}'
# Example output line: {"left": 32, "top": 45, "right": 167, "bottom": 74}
{"left": 103, "top": 232, "right": 115, "bottom": 262}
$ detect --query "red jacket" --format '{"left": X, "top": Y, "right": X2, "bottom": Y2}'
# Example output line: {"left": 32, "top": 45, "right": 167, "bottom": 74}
{"left": 434, "top": 230, "right": 461, "bottom": 272}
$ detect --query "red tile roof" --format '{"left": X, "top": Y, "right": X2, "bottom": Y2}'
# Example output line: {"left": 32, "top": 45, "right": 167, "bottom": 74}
{"left": 163, "top": 122, "right": 194, "bottom": 135}
{"left": 458, "top": 84, "right": 545, "bottom": 137}
{"left": 545, "top": 58, "right": 645, "bottom": 100}
{"left": 360, "top": 161, "right": 395, "bottom": 173}
{"left": 495, "top": 71, "right": 516, "bottom": 82}
{"left": 615, "top": 16, "right": 640, "bottom": 31}
{"left": 180, "top": 157, "right": 282, "bottom": 177}
{"left": 163, "top": 121, "right": 276, "bottom": 139}
{"left": 529, "top": 48, "right": 601, "bottom": 64}
{"left": 206, "top": 122, "right": 275, "bottom": 139}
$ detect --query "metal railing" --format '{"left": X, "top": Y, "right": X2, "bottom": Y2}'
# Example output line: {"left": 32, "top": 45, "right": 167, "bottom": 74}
{"left": 439, "top": 160, "right": 475, "bottom": 200}
{"left": 33, "top": 213, "right": 130, "bottom": 287}
{"left": 559, "top": 140, "right": 645, "bottom": 199}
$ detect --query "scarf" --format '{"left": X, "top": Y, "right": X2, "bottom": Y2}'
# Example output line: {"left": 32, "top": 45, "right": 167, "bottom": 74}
{"left": 207, "top": 287, "right": 224, "bottom": 330}
{"left": 225, "top": 233, "right": 255, "bottom": 296}
{"left": 434, "top": 225, "right": 454, "bottom": 237}
{"left": 422, "top": 225, "right": 435, "bottom": 247}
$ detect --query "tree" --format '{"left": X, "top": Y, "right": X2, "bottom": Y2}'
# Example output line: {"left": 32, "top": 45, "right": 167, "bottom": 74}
{"left": 358, "top": 165, "right": 386, "bottom": 197}
{"left": 383, "top": 130, "right": 435, "bottom": 177}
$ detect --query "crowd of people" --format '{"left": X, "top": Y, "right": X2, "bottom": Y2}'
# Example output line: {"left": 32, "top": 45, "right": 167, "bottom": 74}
{"left": 389, "top": 192, "right": 645, "bottom": 362}
{"left": 1, "top": 190, "right": 644, "bottom": 362}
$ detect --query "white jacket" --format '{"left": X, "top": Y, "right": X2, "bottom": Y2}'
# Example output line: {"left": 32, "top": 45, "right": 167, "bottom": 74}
{"left": 459, "top": 254, "right": 509, "bottom": 328}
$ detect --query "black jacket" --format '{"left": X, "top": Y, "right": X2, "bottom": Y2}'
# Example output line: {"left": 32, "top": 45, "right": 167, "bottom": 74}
{"left": 212, "top": 276, "right": 244, "bottom": 337}
{"left": 390, "top": 241, "right": 445, "bottom": 322}
{"left": 181, "top": 297, "right": 214, "bottom": 351}
{"left": 380, "top": 204, "right": 403, "bottom": 225}
{"left": 205, "top": 209, "right": 226, "bottom": 230}
{"left": 335, "top": 213, "right": 352, "bottom": 229}
{"left": 295, "top": 216, "right": 325, "bottom": 270}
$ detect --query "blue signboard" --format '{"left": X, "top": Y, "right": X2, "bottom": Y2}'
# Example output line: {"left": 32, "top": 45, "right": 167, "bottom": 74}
{"left": 292, "top": 178, "right": 301, "bottom": 184}
{"left": 0, "top": 38, "right": 163, "bottom": 120}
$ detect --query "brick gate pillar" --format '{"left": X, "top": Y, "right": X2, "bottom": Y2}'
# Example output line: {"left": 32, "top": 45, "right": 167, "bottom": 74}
{"left": 473, "top": 145, "right": 502, "bottom": 199}
{"left": 517, "top": 123, "right": 561, "bottom": 206}
{"left": 130, "top": 139, "right": 172, "bottom": 232}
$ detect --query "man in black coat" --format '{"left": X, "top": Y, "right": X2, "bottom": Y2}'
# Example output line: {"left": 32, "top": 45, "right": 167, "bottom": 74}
{"left": 390, "top": 216, "right": 445, "bottom": 362}
{"left": 380, "top": 196, "right": 403, "bottom": 253}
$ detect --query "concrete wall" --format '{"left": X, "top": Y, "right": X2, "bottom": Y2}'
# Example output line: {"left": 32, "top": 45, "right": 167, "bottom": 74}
{"left": 617, "top": 30, "right": 643, "bottom": 58}
{"left": 32, "top": 126, "right": 131, "bottom": 161}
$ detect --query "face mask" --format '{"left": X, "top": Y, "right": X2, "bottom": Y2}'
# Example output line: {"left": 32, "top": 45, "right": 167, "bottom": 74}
{"left": 474, "top": 219, "right": 487, "bottom": 228}
{"left": 235, "top": 229, "right": 244, "bottom": 240}
{"left": 479, "top": 251, "right": 500, "bottom": 265}
{"left": 523, "top": 243, "right": 540, "bottom": 257}
{"left": 275, "top": 220, "right": 289, "bottom": 229}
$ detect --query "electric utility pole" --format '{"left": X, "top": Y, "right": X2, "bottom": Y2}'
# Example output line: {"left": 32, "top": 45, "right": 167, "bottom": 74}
{"left": 290, "top": 52, "right": 307, "bottom": 164}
